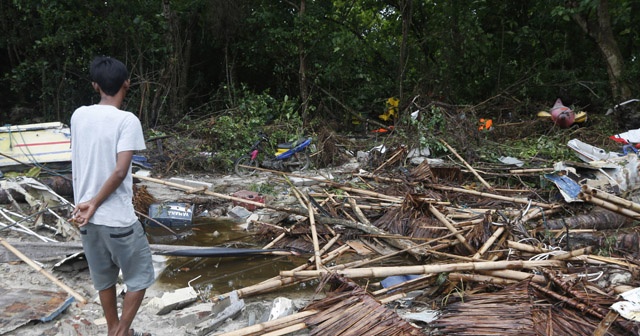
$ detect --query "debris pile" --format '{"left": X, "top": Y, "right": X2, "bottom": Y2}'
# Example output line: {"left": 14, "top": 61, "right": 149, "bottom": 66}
{"left": 2, "top": 135, "right": 640, "bottom": 335}
{"left": 131, "top": 136, "right": 640, "bottom": 335}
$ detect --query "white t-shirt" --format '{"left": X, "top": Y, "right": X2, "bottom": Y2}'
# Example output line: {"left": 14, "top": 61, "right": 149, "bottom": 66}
{"left": 71, "top": 105, "right": 146, "bottom": 227}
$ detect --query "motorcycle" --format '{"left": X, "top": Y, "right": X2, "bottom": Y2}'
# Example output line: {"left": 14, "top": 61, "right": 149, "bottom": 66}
{"left": 234, "top": 132, "right": 312, "bottom": 176}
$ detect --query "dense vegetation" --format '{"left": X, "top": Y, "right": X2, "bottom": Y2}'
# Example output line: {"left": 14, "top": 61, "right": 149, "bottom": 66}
{"left": 1, "top": 0, "right": 639, "bottom": 172}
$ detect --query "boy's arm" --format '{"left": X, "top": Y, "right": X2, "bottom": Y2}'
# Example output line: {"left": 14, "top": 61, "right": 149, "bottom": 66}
{"left": 72, "top": 150, "right": 134, "bottom": 226}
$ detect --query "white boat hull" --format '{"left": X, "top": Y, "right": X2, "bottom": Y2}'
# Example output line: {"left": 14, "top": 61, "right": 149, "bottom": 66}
{"left": 0, "top": 122, "right": 71, "bottom": 168}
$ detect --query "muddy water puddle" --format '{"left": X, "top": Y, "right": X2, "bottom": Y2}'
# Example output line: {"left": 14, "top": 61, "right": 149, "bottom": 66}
{"left": 147, "top": 217, "right": 312, "bottom": 297}
{"left": 146, "top": 217, "right": 414, "bottom": 299}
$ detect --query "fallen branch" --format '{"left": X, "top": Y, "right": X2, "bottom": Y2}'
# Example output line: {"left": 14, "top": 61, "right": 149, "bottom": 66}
{"left": 346, "top": 192, "right": 370, "bottom": 225}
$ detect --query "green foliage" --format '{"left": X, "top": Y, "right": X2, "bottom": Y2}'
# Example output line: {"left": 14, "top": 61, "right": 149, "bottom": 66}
{"left": 596, "top": 235, "right": 618, "bottom": 257}
{"left": 480, "top": 134, "right": 576, "bottom": 164}
{"left": 173, "top": 85, "right": 303, "bottom": 172}
{"left": 395, "top": 104, "right": 447, "bottom": 156}
{"left": 1, "top": 0, "right": 639, "bottom": 149}
{"left": 2, "top": 0, "right": 169, "bottom": 122}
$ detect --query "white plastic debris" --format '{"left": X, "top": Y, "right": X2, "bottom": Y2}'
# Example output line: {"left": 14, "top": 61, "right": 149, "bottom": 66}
{"left": 611, "top": 287, "right": 640, "bottom": 322}
{"left": 567, "top": 138, "right": 618, "bottom": 162}
{"left": 498, "top": 156, "right": 524, "bottom": 167}
{"left": 369, "top": 144, "right": 387, "bottom": 154}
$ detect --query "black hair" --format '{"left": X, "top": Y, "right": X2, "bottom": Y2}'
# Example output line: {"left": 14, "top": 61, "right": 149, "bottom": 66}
{"left": 89, "top": 56, "right": 129, "bottom": 96}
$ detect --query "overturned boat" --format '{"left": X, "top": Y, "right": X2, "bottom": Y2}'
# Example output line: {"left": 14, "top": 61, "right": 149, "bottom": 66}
{"left": 0, "top": 122, "right": 71, "bottom": 169}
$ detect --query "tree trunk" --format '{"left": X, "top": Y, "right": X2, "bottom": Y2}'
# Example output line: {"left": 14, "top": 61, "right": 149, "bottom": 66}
{"left": 159, "top": 0, "right": 194, "bottom": 124}
{"left": 398, "top": 0, "right": 412, "bottom": 103}
{"left": 298, "top": 0, "right": 310, "bottom": 122}
{"left": 571, "top": 0, "right": 632, "bottom": 100}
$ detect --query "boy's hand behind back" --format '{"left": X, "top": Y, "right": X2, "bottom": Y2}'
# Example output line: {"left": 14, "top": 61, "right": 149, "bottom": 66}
{"left": 71, "top": 201, "right": 97, "bottom": 227}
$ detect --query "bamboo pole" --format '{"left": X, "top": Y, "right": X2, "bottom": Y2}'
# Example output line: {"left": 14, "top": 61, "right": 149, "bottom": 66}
{"left": 262, "top": 323, "right": 308, "bottom": 336}
{"left": 584, "top": 254, "right": 639, "bottom": 269}
{"left": 426, "top": 249, "right": 472, "bottom": 261}
{"left": 472, "top": 226, "right": 505, "bottom": 260}
{"left": 429, "top": 204, "right": 476, "bottom": 254}
{"left": 225, "top": 246, "right": 351, "bottom": 301}
{"left": 585, "top": 185, "right": 640, "bottom": 213}
{"left": 479, "top": 270, "right": 546, "bottom": 283}
{"left": 508, "top": 168, "right": 554, "bottom": 174}
{"left": 372, "top": 274, "right": 434, "bottom": 296}
{"left": 440, "top": 139, "right": 493, "bottom": 190}
{"left": 214, "top": 310, "right": 318, "bottom": 336}
{"left": 352, "top": 174, "right": 405, "bottom": 184}
{"left": 362, "top": 234, "right": 454, "bottom": 242}
{"left": 281, "top": 259, "right": 564, "bottom": 278}
{"left": 453, "top": 218, "right": 485, "bottom": 228}
{"left": 216, "top": 227, "right": 465, "bottom": 304}
{"left": 579, "top": 193, "right": 640, "bottom": 220}
{"left": 290, "top": 186, "right": 309, "bottom": 210}
{"left": 432, "top": 185, "right": 557, "bottom": 209}
{"left": 448, "top": 272, "right": 518, "bottom": 285}
{"left": 0, "top": 237, "right": 87, "bottom": 304}
{"left": 310, "top": 193, "right": 404, "bottom": 208}
{"left": 549, "top": 246, "right": 592, "bottom": 260}
{"left": 223, "top": 234, "right": 463, "bottom": 302}
{"left": 507, "top": 240, "right": 549, "bottom": 253}
{"left": 307, "top": 200, "right": 323, "bottom": 270}
{"left": 492, "top": 188, "right": 535, "bottom": 193}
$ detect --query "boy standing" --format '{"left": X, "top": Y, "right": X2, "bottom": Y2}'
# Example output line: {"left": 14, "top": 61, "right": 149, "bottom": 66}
{"left": 71, "top": 56, "right": 154, "bottom": 336}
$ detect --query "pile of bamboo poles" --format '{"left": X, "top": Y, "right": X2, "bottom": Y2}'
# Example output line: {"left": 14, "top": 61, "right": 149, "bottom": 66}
{"left": 133, "top": 152, "right": 640, "bottom": 335}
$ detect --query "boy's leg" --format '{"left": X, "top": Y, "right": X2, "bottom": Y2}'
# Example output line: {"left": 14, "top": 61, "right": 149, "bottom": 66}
{"left": 98, "top": 285, "right": 120, "bottom": 336}
{"left": 108, "top": 222, "right": 155, "bottom": 335}
{"left": 81, "top": 224, "right": 122, "bottom": 335}
{"left": 113, "top": 289, "right": 146, "bottom": 336}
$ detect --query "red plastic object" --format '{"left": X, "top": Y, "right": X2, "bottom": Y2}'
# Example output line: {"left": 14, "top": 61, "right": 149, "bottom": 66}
{"left": 231, "top": 190, "right": 265, "bottom": 211}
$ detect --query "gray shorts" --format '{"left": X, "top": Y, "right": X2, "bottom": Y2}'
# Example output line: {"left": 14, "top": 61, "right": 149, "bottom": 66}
{"left": 80, "top": 221, "right": 155, "bottom": 292}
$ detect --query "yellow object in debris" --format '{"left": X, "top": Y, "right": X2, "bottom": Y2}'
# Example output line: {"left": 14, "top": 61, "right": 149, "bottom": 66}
{"left": 574, "top": 111, "right": 588, "bottom": 123}
{"left": 379, "top": 97, "right": 399, "bottom": 121}
{"left": 276, "top": 148, "right": 288, "bottom": 155}
{"left": 537, "top": 111, "right": 552, "bottom": 119}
